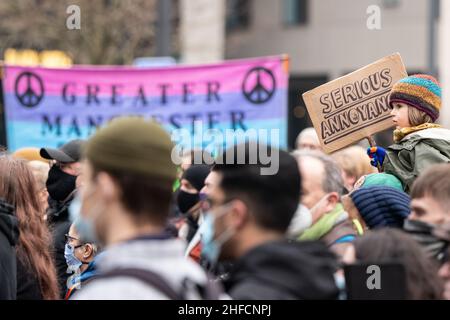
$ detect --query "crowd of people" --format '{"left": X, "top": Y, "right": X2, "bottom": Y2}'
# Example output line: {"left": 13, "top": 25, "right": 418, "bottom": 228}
{"left": 0, "top": 73, "right": 449, "bottom": 300}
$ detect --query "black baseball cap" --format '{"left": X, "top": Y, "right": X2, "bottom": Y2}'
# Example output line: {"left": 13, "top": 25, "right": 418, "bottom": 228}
{"left": 40, "top": 139, "right": 86, "bottom": 163}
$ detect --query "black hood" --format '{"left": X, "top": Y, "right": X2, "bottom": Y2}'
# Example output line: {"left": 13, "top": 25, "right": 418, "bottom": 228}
{"left": 0, "top": 199, "right": 19, "bottom": 246}
{"left": 225, "top": 240, "right": 339, "bottom": 299}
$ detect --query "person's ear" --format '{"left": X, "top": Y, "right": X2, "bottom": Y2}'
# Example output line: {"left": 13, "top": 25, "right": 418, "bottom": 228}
{"left": 97, "top": 172, "right": 119, "bottom": 201}
{"left": 324, "top": 192, "right": 339, "bottom": 212}
{"left": 82, "top": 244, "right": 94, "bottom": 260}
{"left": 228, "top": 200, "right": 249, "bottom": 230}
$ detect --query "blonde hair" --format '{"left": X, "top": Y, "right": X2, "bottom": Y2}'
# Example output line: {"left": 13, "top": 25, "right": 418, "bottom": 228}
{"left": 332, "top": 145, "right": 376, "bottom": 189}
{"left": 12, "top": 147, "right": 51, "bottom": 164}
{"left": 27, "top": 160, "right": 49, "bottom": 191}
{"left": 408, "top": 107, "right": 434, "bottom": 126}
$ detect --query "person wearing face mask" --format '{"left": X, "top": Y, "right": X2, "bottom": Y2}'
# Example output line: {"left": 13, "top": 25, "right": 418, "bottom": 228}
{"left": 200, "top": 142, "right": 339, "bottom": 300}
{"left": 71, "top": 117, "right": 224, "bottom": 300}
{"left": 40, "top": 139, "right": 86, "bottom": 298}
{"left": 433, "top": 223, "right": 450, "bottom": 300}
{"left": 403, "top": 164, "right": 450, "bottom": 263}
{"left": 176, "top": 164, "right": 210, "bottom": 263}
{"left": 286, "top": 204, "right": 313, "bottom": 239}
{"left": 292, "top": 150, "right": 359, "bottom": 260}
{"left": 64, "top": 220, "right": 99, "bottom": 300}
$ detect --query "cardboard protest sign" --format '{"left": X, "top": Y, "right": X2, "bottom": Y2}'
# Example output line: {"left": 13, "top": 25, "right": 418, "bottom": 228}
{"left": 302, "top": 53, "right": 407, "bottom": 154}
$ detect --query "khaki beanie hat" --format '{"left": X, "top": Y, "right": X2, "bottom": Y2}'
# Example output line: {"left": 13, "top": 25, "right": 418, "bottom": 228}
{"left": 85, "top": 117, "right": 176, "bottom": 182}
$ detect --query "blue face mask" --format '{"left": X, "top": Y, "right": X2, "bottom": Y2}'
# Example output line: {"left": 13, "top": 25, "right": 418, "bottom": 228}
{"left": 199, "top": 204, "right": 235, "bottom": 265}
{"left": 64, "top": 243, "right": 85, "bottom": 272}
{"left": 199, "top": 213, "right": 220, "bottom": 264}
{"left": 69, "top": 193, "right": 98, "bottom": 244}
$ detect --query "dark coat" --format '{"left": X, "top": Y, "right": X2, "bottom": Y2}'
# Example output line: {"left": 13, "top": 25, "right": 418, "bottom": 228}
{"left": 223, "top": 240, "right": 339, "bottom": 300}
{"left": 0, "top": 199, "right": 19, "bottom": 300}
{"left": 47, "top": 193, "right": 74, "bottom": 298}
{"left": 16, "top": 254, "right": 43, "bottom": 300}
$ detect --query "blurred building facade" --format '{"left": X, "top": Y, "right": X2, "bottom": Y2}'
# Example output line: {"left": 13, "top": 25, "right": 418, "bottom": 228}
{"left": 180, "top": 0, "right": 226, "bottom": 63}
{"left": 221, "top": 0, "right": 442, "bottom": 147}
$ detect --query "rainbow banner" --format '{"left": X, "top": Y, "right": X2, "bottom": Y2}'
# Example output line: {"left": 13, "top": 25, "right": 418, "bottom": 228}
{"left": 2, "top": 56, "right": 288, "bottom": 151}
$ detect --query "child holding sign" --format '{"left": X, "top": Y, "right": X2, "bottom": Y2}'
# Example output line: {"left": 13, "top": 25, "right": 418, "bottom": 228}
{"left": 367, "top": 74, "right": 450, "bottom": 193}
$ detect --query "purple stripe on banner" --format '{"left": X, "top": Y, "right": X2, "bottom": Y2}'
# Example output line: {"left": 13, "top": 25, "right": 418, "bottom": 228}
{"left": 3, "top": 56, "right": 288, "bottom": 96}
{"left": 2, "top": 55, "right": 288, "bottom": 150}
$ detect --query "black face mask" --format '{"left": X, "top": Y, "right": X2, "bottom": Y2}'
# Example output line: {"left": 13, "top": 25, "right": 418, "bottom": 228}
{"left": 176, "top": 190, "right": 200, "bottom": 214}
{"left": 403, "top": 219, "right": 449, "bottom": 263}
{"left": 46, "top": 165, "right": 77, "bottom": 201}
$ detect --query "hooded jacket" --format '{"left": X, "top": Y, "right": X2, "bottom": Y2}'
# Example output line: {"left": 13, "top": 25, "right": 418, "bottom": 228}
{"left": 223, "top": 240, "right": 339, "bottom": 300}
{"left": 0, "top": 199, "right": 19, "bottom": 300}
{"left": 383, "top": 127, "right": 450, "bottom": 193}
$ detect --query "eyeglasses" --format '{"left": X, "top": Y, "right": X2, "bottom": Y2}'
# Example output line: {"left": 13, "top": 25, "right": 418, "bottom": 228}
{"left": 64, "top": 234, "right": 85, "bottom": 248}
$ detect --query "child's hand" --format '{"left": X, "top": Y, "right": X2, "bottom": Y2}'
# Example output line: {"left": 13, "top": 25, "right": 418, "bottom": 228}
{"left": 367, "top": 146, "right": 386, "bottom": 167}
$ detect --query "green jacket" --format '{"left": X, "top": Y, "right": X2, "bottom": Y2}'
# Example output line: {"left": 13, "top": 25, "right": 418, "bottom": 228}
{"left": 383, "top": 128, "right": 450, "bottom": 193}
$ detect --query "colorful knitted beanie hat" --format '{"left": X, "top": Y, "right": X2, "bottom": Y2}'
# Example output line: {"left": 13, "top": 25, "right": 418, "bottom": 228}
{"left": 389, "top": 74, "right": 441, "bottom": 122}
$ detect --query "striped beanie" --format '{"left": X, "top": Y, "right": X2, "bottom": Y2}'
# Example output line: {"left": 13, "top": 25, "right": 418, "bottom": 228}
{"left": 350, "top": 186, "right": 410, "bottom": 229}
{"left": 389, "top": 74, "right": 441, "bottom": 122}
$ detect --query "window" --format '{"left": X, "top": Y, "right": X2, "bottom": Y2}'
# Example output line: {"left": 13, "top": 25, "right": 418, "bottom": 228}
{"left": 226, "top": 0, "right": 251, "bottom": 32}
{"left": 282, "top": 0, "right": 308, "bottom": 26}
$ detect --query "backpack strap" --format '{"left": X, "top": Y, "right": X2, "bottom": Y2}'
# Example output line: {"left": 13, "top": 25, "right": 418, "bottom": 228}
{"left": 96, "top": 268, "right": 183, "bottom": 300}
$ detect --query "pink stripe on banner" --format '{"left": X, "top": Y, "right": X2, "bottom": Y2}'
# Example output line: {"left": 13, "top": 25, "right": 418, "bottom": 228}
{"left": 4, "top": 56, "right": 288, "bottom": 97}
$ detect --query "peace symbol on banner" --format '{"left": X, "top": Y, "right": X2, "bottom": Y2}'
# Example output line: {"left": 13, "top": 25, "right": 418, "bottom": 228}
{"left": 242, "top": 67, "right": 276, "bottom": 105}
{"left": 14, "top": 71, "right": 45, "bottom": 108}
